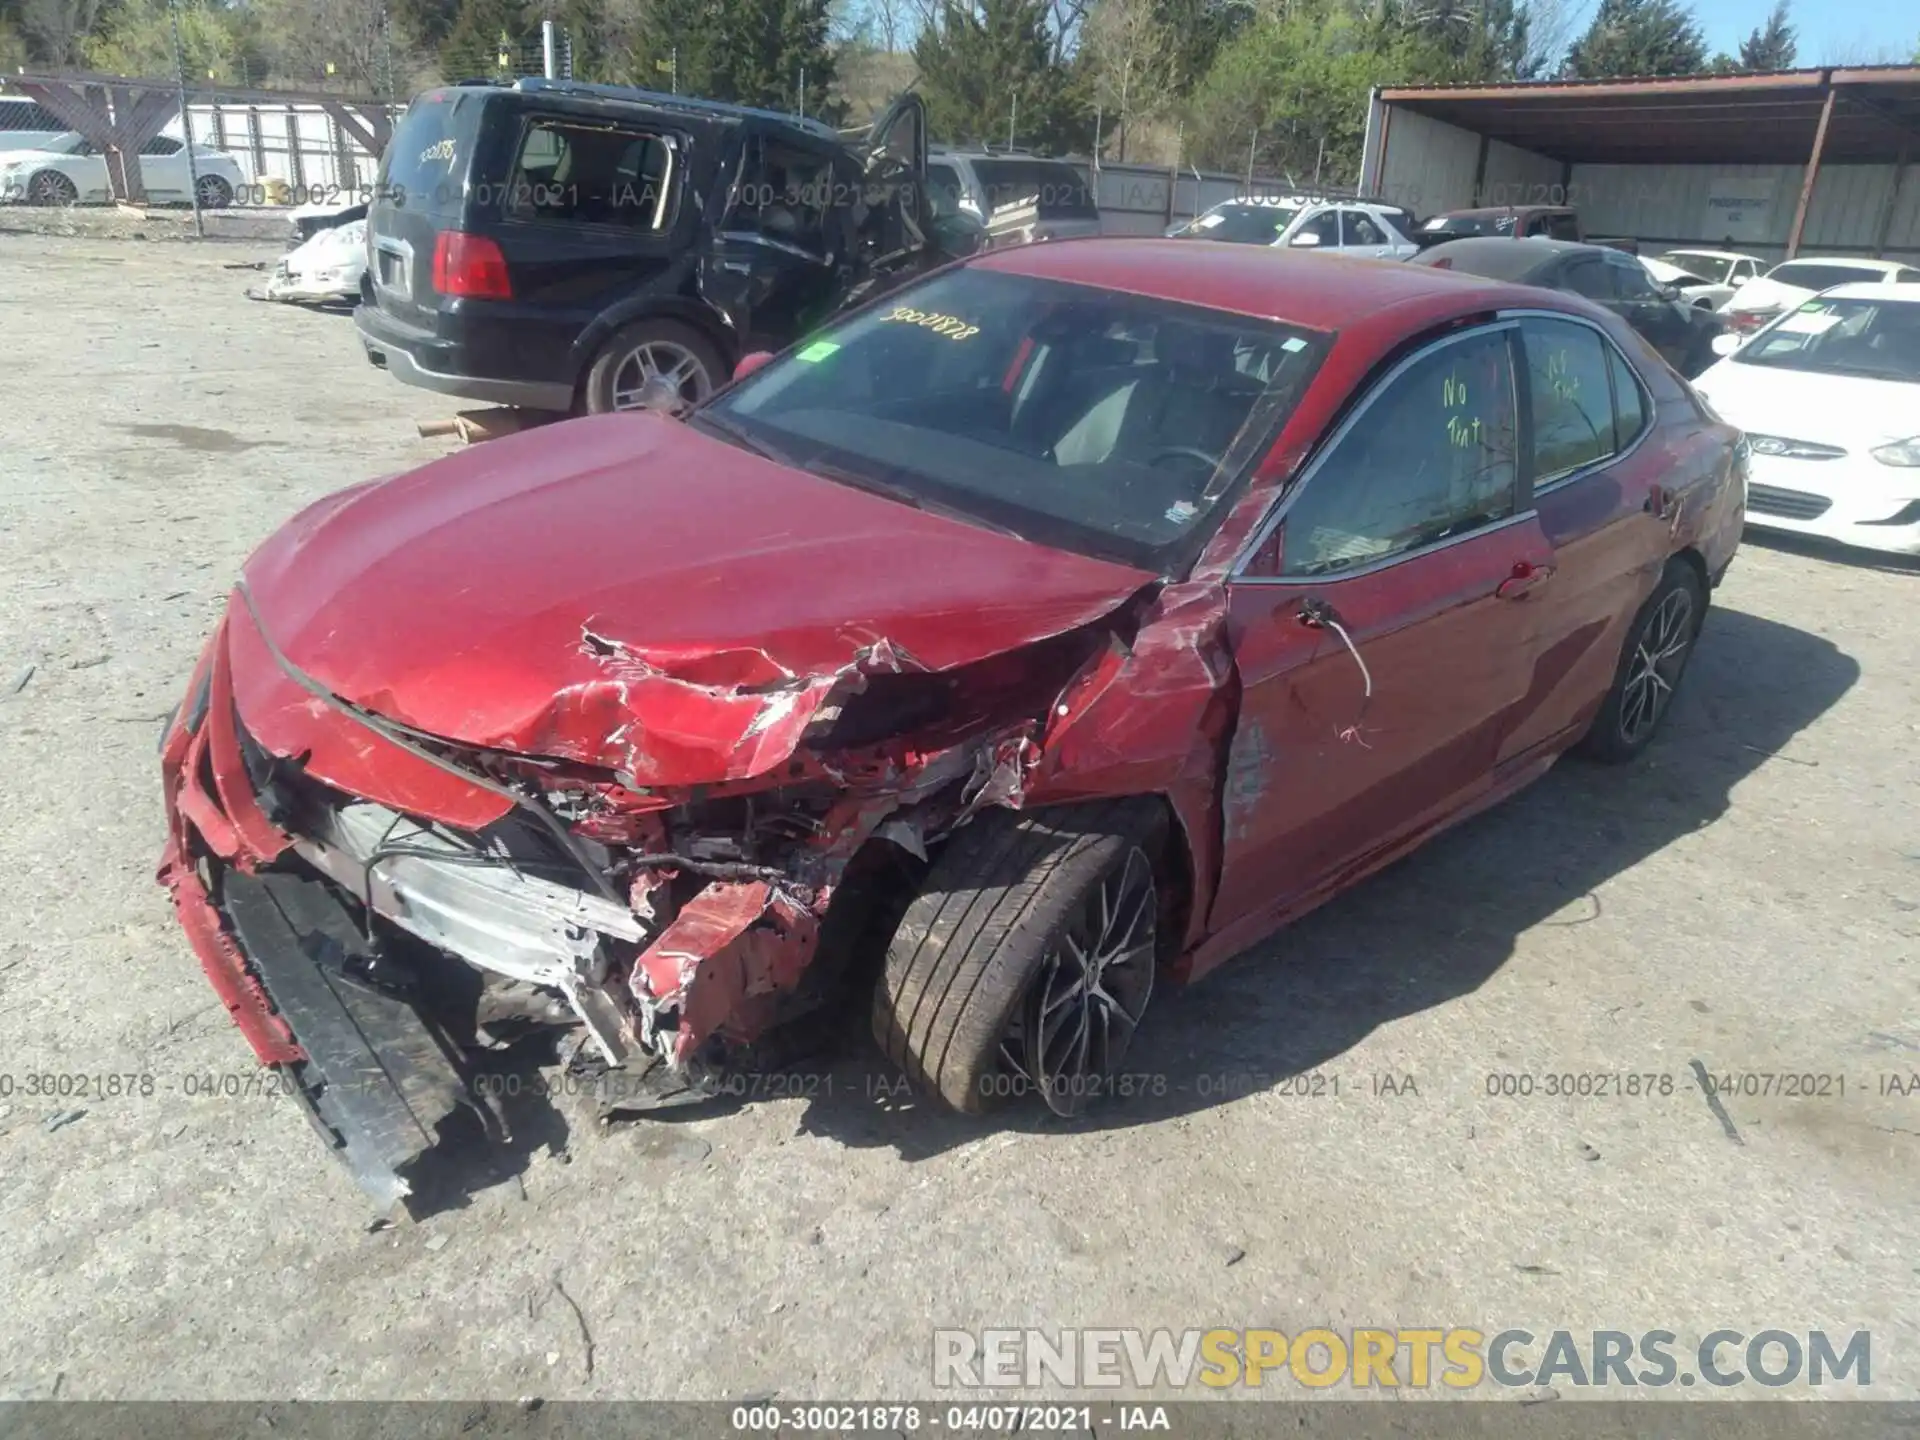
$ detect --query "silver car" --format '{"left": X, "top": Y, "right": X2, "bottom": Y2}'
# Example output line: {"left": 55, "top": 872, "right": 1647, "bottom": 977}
{"left": 925, "top": 150, "right": 1102, "bottom": 248}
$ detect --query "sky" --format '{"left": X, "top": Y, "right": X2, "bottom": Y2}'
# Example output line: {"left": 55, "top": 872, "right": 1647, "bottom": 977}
{"left": 1671, "top": 0, "right": 1914, "bottom": 64}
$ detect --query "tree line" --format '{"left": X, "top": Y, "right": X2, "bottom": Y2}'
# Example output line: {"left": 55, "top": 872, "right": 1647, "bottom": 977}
{"left": 2, "top": 0, "right": 1916, "bottom": 186}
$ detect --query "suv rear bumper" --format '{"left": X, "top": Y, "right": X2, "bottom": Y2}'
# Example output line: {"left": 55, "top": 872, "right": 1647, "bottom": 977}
{"left": 355, "top": 308, "right": 574, "bottom": 412}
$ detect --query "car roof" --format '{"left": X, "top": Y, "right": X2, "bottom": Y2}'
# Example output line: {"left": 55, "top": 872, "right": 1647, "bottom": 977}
{"left": 1816, "top": 282, "right": 1920, "bottom": 301}
{"left": 475, "top": 77, "right": 844, "bottom": 141}
{"left": 1771, "top": 255, "right": 1901, "bottom": 272}
{"left": 1435, "top": 205, "right": 1567, "bottom": 219}
{"left": 1412, "top": 235, "right": 1612, "bottom": 275}
{"left": 1665, "top": 248, "right": 1757, "bottom": 261}
{"left": 973, "top": 237, "right": 1560, "bottom": 329}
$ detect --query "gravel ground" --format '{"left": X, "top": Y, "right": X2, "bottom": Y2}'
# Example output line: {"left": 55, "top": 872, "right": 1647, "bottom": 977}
{"left": 1, "top": 234, "right": 1916, "bottom": 1405}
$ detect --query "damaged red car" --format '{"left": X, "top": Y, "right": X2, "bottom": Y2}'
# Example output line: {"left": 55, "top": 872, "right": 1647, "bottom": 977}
{"left": 159, "top": 240, "right": 1746, "bottom": 1210}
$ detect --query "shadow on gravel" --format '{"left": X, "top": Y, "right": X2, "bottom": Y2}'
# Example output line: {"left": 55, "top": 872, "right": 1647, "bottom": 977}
{"left": 1744, "top": 527, "right": 1920, "bottom": 575}
{"left": 771, "top": 603, "right": 1860, "bottom": 1158}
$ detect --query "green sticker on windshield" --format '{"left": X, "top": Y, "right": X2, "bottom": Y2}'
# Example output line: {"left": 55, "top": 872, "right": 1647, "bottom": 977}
{"left": 796, "top": 340, "right": 840, "bottom": 363}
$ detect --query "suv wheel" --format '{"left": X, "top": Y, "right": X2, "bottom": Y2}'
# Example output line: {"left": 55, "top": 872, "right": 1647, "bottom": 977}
{"left": 584, "top": 319, "right": 724, "bottom": 415}
{"left": 873, "top": 801, "right": 1165, "bottom": 1119}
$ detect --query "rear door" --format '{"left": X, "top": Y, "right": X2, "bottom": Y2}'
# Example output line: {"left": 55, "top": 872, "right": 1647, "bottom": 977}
{"left": 1493, "top": 312, "right": 1663, "bottom": 769}
{"left": 1211, "top": 322, "right": 1554, "bottom": 931}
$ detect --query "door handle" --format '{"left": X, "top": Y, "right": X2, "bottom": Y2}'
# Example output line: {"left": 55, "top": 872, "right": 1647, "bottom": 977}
{"left": 1495, "top": 561, "right": 1555, "bottom": 600}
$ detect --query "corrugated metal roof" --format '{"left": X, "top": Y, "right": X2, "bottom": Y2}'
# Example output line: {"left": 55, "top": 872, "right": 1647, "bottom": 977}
{"left": 1379, "top": 67, "right": 1920, "bottom": 165}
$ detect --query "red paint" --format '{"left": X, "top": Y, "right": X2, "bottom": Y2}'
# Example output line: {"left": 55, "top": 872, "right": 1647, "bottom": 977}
{"left": 160, "top": 245, "right": 1745, "bottom": 1081}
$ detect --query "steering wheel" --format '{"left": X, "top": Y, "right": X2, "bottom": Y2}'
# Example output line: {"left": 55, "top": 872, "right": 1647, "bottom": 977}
{"left": 1148, "top": 446, "right": 1222, "bottom": 472}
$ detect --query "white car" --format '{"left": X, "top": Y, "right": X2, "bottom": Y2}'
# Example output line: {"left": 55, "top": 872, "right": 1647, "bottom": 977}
{"left": 0, "top": 131, "right": 244, "bottom": 208}
{"left": 1722, "top": 256, "right": 1920, "bottom": 336}
{"left": 1691, "top": 283, "right": 1920, "bottom": 556}
{"left": 1167, "top": 196, "right": 1420, "bottom": 260}
{"left": 251, "top": 216, "right": 367, "bottom": 306}
{"left": 1646, "top": 248, "right": 1765, "bottom": 310}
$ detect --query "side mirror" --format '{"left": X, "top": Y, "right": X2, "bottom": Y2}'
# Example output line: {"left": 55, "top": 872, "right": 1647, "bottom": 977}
{"left": 733, "top": 350, "right": 776, "bottom": 382}
{"left": 1289, "top": 231, "right": 1321, "bottom": 248}
{"left": 1710, "top": 332, "right": 1742, "bottom": 358}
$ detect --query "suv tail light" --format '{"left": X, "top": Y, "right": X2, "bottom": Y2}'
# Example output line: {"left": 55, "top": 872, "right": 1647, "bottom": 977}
{"left": 1727, "top": 308, "right": 1772, "bottom": 333}
{"left": 432, "top": 231, "right": 512, "bottom": 299}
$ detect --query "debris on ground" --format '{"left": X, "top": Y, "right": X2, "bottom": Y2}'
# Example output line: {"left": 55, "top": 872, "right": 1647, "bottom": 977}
{"left": 417, "top": 408, "right": 562, "bottom": 445}
{"left": 7, "top": 664, "right": 33, "bottom": 695}
{"left": 44, "top": 1108, "right": 86, "bottom": 1132}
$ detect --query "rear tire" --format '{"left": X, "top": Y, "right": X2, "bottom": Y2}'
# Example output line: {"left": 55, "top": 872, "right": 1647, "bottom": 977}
{"left": 1576, "top": 559, "right": 1706, "bottom": 764}
{"left": 26, "top": 170, "right": 77, "bottom": 207}
{"left": 583, "top": 318, "right": 724, "bottom": 415}
{"left": 873, "top": 801, "right": 1165, "bottom": 1118}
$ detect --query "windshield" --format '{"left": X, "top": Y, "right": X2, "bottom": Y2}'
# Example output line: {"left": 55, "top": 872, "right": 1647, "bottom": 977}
{"left": 1661, "top": 252, "right": 1732, "bottom": 284}
{"left": 1735, "top": 297, "right": 1920, "bottom": 383}
{"left": 1766, "top": 261, "right": 1882, "bottom": 293}
{"left": 700, "top": 267, "right": 1331, "bottom": 570}
{"left": 1175, "top": 203, "right": 1300, "bottom": 244}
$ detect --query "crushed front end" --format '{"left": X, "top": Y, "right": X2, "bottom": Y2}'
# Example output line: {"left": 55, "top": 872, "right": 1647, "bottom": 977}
{"left": 157, "top": 588, "right": 1090, "bottom": 1213}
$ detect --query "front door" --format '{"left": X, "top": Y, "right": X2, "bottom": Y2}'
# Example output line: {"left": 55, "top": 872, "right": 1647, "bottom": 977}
{"left": 707, "top": 128, "right": 851, "bottom": 352}
{"left": 1210, "top": 322, "right": 1555, "bottom": 933}
{"left": 1603, "top": 251, "right": 1693, "bottom": 367}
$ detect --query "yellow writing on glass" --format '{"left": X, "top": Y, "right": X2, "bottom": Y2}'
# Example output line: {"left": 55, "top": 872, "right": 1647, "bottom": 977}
{"left": 882, "top": 306, "right": 980, "bottom": 341}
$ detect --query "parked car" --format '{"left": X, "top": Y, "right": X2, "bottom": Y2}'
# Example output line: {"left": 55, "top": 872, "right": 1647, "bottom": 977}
{"left": 1692, "top": 283, "right": 1920, "bottom": 556}
{"left": 1652, "top": 248, "right": 1765, "bottom": 310}
{"left": 249, "top": 214, "right": 368, "bottom": 306}
{"left": 159, "top": 238, "right": 1743, "bottom": 1210}
{"left": 1721, "top": 256, "right": 1920, "bottom": 335}
{"left": 355, "top": 80, "right": 969, "bottom": 415}
{"left": 1413, "top": 205, "right": 1638, "bottom": 255}
{"left": 0, "top": 95, "right": 67, "bottom": 156}
{"left": 1166, "top": 195, "right": 1419, "bottom": 259}
{"left": 1412, "top": 236, "right": 1727, "bottom": 377}
{"left": 925, "top": 149, "right": 1100, "bottom": 246}
{"left": 0, "top": 130, "right": 242, "bottom": 207}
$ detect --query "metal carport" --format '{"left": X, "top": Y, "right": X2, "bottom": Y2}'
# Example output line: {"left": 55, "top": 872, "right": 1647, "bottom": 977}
{"left": 1359, "top": 67, "right": 1920, "bottom": 262}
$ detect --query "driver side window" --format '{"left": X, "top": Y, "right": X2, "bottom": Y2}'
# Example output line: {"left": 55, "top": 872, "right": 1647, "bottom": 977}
{"left": 1278, "top": 328, "right": 1520, "bottom": 577}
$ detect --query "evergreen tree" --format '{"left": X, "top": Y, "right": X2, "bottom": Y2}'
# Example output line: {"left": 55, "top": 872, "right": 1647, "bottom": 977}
{"left": 1736, "top": 0, "right": 1794, "bottom": 70}
{"left": 914, "top": 0, "right": 1092, "bottom": 152}
{"left": 1561, "top": 0, "right": 1705, "bottom": 77}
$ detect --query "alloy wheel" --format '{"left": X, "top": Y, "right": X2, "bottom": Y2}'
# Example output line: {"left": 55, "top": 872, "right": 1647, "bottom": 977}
{"left": 1003, "top": 845, "right": 1157, "bottom": 1118}
{"left": 609, "top": 340, "right": 712, "bottom": 411}
{"left": 1618, "top": 587, "right": 1695, "bottom": 747}
{"left": 28, "top": 170, "right": 77, "bottom": 206}
{"left": 196, "top": 174, "right": 231, "bottom": 209}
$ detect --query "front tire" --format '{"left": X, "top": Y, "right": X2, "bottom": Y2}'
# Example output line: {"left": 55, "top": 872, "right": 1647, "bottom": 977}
{"left": 873, "top": 801, "right": 1164, "bottom": 1118}
{"left": 1576, "top": 559, "right": 1705, "bottom": 763}
{"left": 26, "top": 170, "right": 78, "bottom": 207}
{"left": 196, "top": 174, "right": 233, "bottom": 209}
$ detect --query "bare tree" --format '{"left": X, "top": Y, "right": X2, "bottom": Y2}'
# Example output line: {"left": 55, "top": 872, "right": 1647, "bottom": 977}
{"left": 1046, "top": 0, "right": 1089, "bottom": 60}
{"left": 1522, "top": 0, "right": 1589, "bottom": 74}
{"left": 1081, "top": 0, "right": 1170, "bottom": 160}
{"left": 257, "top": 0, "right": 395, "bottom": 92}
{"left": 20, "top": 0, "right": 105, "bottom": 67}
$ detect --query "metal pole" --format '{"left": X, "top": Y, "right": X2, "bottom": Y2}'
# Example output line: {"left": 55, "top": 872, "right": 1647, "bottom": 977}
{"left": 1009, "top": 91, "right": 1016, "bottom": 150}
{"left": 799, "top": 67, "right": 806, "bottom": 117}
{"left": 542, "top": 19, "right": 557, "bottom": 79}
{"left": 671, "top": 46, "right": 678, "bottom": 94}
{"left": 1786, "top": 79, "right": 1836, "bottom": 260}
{"left": 1092, "top": 104, "right": 1102, "bottom": 169}
{"left": 168, "top": 0, "right": 204, "bottom": 237}
{"left": 1246, "top": 128, "right": 1256, "bottom": 189}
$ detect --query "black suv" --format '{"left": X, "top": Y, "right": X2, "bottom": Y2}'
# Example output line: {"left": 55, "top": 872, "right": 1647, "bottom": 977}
{"left": 356, "top": 80, "right": 966, "bottom": 413}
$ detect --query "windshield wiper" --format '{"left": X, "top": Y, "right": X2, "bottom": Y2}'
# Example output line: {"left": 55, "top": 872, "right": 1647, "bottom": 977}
{"left": 689, "top": 410, "right": 798, "bottom": 465}
{"left": 803, "top": 459, "right": 1029, "bottom": 541}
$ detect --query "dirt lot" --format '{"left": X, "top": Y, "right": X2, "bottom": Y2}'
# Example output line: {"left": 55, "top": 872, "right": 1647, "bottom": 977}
{"left": 1, "top": 231, "right": 1917, "bottom": 1405}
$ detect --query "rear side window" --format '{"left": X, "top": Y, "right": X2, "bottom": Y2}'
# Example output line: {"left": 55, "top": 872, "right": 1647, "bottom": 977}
{"left": 1546, "top": 213, "right": 1581, "bottom": 241}
{"left": 504, "top": 118, "right": 676, "bottom": 230}
{"left": 1522, "top": 318, "right": 1616, "bottom": 484}
{"left": 1279, "top": 328, "right": 1519, "bottom": 576}
{"left": 1610, "top": 349, "right": 1647, "bottom": 447}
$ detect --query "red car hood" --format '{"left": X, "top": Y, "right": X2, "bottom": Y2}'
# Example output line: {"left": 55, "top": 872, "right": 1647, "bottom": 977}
{"left": 235, "top": 412, "right": 1151, "bottom": 789}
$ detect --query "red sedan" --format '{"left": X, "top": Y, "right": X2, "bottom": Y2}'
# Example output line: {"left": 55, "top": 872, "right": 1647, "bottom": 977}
{"left": 159, "top": 240, "right": 1745, "bottom": 1209}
